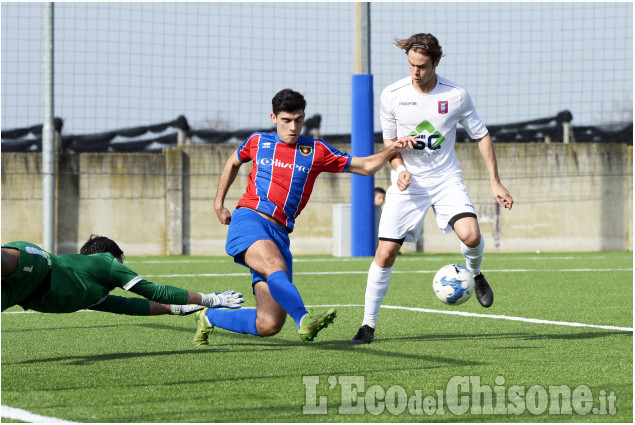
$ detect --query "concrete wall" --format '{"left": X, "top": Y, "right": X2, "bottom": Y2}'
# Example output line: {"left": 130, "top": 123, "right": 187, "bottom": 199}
{"left": 1, "top": 143, "right": 631, "bottom": 255}
{"left": 416, "top": 143, "right": 633, "bottom": 253}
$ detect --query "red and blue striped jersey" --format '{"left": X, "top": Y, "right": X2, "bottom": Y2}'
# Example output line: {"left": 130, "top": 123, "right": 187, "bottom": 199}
{"left": 235, "top": 132, "right": 352, "bottom": 232}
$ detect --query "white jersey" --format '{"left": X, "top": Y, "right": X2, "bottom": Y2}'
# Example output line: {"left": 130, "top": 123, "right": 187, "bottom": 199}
{"left": 380, "top": 75, "right": 488, "bottom": 193}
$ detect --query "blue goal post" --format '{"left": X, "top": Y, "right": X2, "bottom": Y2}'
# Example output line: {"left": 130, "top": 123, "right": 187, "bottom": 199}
{"left": 350, "top": 73, "right": 375, "bottom": 257}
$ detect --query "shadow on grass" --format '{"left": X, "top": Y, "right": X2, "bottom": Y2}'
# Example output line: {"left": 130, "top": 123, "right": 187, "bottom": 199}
{"left": 520, "top": 330, "right": 633, "bottom": 340}
{"left": 6, "top": 347, "right": 264, "bottom": 366}
{"left": 7, "top": 333, "right": 484, "bottom": 370}
{"left": 171, "top": 361, "right": 450, "bottom": 388}
{"left": 0, "top": 317, "right": 200, "bottom": 334}
{"left": 0, "top": 323, "right": 127, "bottom": 333}
{"left": 6, "top": 327, "right": 630, "bottom": 369}
{"left": 365, "top": 330, "right": 633, "bottom": 343}
{"left": 138, "top": 323, "right": 632, "bottom": 343}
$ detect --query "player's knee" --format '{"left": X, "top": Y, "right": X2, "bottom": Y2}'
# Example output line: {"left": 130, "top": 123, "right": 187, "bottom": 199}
{"left": 256, "top": 315, "right": 285, "bottom": 337}
{"left": 375, "top": 243, "right": 400, "bottom": 268}
{"left": 252, "top": 256, "right": 287, "bottom": 278}
{"left": 264, "top": 263, "right": 287, "bottom": 278}
{"left": 462, "top": 231, "right": 482, "bottom": 248}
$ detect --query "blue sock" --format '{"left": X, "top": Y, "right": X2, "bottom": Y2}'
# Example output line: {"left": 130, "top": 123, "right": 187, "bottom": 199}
{"left": 205, "top": 308, "right": 259, "bottom": 336}
{"left": 267, "top": 270, "right": 308, "bottom": 328}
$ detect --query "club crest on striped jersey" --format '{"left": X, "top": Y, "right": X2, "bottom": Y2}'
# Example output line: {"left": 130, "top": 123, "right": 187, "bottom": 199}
{"left": 298, "top": 145, "right": 313, "bottom": 156}
{"left": 438, "top": 101, "right": 448, "bottom": 114}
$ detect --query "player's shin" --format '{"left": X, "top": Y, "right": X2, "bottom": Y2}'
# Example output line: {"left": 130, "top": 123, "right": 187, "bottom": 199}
{"left": 206, "top": 308, "right": 259, "bottom": 335}
{"left": 461, "top": 235, "right": 484, "bottom": 274}
{"left": 362, "top": 261, "right": 393, "bottom": 329}
{"left": 266, "top": 270, "right": 308, "bottom": 328}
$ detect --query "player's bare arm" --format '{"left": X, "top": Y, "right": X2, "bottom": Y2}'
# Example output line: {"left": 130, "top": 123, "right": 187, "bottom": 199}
{"left": 214, "top": 151, "right": 243, "bottom": 224}
{"left": 347, "top": 138, "right": 409, "bottom": 176}
{"left": 1, "top": 247, "right": 19, "bottom": 277}
{"left": 384, "top": 136, "right": 416, "bottom": 191}
{"left": 475, "top": 133, "right": 514, "bottom": 210}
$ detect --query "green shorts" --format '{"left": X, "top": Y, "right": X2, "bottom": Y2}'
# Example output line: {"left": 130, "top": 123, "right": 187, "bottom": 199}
{"left": 1, "top": 241, "right": 52, "bottom": 311}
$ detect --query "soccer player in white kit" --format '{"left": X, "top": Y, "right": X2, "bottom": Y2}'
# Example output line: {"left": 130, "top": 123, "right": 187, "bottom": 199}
{"left": 351, "top": 33, "right": 514, "bottom": 345}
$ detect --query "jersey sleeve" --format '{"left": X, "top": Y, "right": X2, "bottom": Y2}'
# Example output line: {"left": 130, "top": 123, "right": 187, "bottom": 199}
{"left": 236, "top": 133, "right": 260, "bottom": 163}
{"left": 104, "top": 259, "right": 142, "bottom": 290}
{"left": 380, "top": 88, "right": 398, "bottom": 140}
{"left": 127, "top": 280, "right": 189, "bottom": 305}
{"left": 458, "top": 89, "right": 488, "bottom": 140}
{"left": 315, "top": 140, "right": 352, "bottom": 173}
{"left": 109, "top": 260, "right": 189, "bottom": 304}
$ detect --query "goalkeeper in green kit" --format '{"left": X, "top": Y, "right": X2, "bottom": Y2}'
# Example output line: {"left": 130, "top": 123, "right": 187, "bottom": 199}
{"left": 1, "top": 235, "right": 244, "bottom": 315}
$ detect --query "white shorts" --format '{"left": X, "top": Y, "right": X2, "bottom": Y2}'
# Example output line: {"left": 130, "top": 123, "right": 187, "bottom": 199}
{"left": 378, "top": 175, "right": 476, "bottom": 243}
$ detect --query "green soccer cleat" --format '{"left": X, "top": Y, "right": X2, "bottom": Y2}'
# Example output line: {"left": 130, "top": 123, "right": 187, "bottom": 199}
{"left": 298, "top": 308, "right": 337, "bottom": 342}
{"left": 193, "top": 308, "right": 214, "bottom": 346}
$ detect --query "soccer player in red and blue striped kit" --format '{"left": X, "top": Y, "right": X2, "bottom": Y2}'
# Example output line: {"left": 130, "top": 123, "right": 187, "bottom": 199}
{"left": 193, "top": 88, "right": 413, "bottom": 345}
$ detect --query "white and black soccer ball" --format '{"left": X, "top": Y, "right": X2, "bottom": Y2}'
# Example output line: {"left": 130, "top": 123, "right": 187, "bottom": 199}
{"left": 432, "top": 264, "right": 475, "bottom": 305}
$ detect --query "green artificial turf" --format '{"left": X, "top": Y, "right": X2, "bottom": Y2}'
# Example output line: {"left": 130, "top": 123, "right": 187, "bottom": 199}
{"left": 1, "top": 252, "right": 632, "bottom": 422}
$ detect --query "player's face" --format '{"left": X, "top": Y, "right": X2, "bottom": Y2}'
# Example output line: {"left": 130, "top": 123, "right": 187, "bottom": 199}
{"left": 271, "top": 109, "right": 305, "bottom": 144}
{"left": 407, "top": 50, "right": 439, "bottom": 92}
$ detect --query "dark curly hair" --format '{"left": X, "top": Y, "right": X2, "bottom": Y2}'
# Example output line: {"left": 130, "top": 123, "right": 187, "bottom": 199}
{"left": 272, "top": 89, "right": 306, "bottom": 116}
{"left": 79, "top": 234, "right": 124, "bottom": 262}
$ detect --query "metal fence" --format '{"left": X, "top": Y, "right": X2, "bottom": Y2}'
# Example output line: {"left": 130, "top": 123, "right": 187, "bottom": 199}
{"left": 2, "top": 2, "right": 632, "bottom": 137}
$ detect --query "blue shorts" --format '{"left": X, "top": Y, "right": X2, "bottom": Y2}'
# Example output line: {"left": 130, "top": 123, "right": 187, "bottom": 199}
{"left": 225, "top": 208, "right": 293, "bottom": 286}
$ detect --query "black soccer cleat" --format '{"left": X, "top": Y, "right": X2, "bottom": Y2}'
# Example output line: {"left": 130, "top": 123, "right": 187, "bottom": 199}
{"left": 474, "top": 273, "right": 494, "bottom": 308}
{"left": 351, "top": 324, "right": 375, "bottom": 345}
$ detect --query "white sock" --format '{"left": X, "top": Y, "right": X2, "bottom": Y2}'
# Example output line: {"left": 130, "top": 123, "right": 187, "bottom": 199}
{"left": 461, "top": 235, "right": 484, "bottom": 275}
{"left": 362, "top": 260, "right": 393, "bottom": 329}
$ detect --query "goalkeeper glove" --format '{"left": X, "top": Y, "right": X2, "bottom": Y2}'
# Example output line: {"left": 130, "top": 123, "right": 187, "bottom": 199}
{"left": 200, "top": 290, "right": 244, "bottom": 309}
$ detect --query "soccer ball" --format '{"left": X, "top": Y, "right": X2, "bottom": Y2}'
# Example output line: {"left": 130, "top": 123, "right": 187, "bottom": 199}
{"left": 432, "top": 264, "right": 475, "bottom": 305}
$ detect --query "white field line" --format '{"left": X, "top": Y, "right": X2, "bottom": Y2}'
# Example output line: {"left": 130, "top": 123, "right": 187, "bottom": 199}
{"left": 126, "top": 255, "right": 625, "bottom": 264}
{"left": 309, "top": 304, "right": 634, "bottom": 332}
{"left": 1, "top": 406, "right": 78, "bottom": 423}
{"left": 3, "top": 303, "right": 632, "bottom": 332}
{"left": 139, "top": 268, "right": 632, "bottom": 278}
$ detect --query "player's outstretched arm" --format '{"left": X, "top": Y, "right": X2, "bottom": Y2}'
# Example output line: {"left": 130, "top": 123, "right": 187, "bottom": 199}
{"left": 169, "top": 290, "right": 245, "bottom": 315}
{"left": 347, "top": 136, "right": 412, "bottom": 176}
{"left": 129, "top": 278, "right": 244, "bottom": 311}
{"left": 198, "top": 290, "right": 244, "bottom": 309}
{"left": 475, "top": 133, "right": 513, "bottom": 210}
{"left": 384, "top": 138, "right": 412, "bottom": 191}
{"left": 214, "top": 151, "right": 243, "bottom": 224}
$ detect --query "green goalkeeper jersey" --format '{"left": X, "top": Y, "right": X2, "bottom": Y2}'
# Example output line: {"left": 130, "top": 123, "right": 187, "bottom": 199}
{"left": 2, "top": 241, "right": 189, "bottom": 313}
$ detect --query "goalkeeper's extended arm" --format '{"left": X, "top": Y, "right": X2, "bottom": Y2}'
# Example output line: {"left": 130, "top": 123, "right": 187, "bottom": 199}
{"left": 127, "top": 279, "right": 243, "bottom": 315}
{"left": 200, "top": 290, "right": 244, "bottom": 309}
{"left": 170, "top": 290, "right": 244, "bottom": 315}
